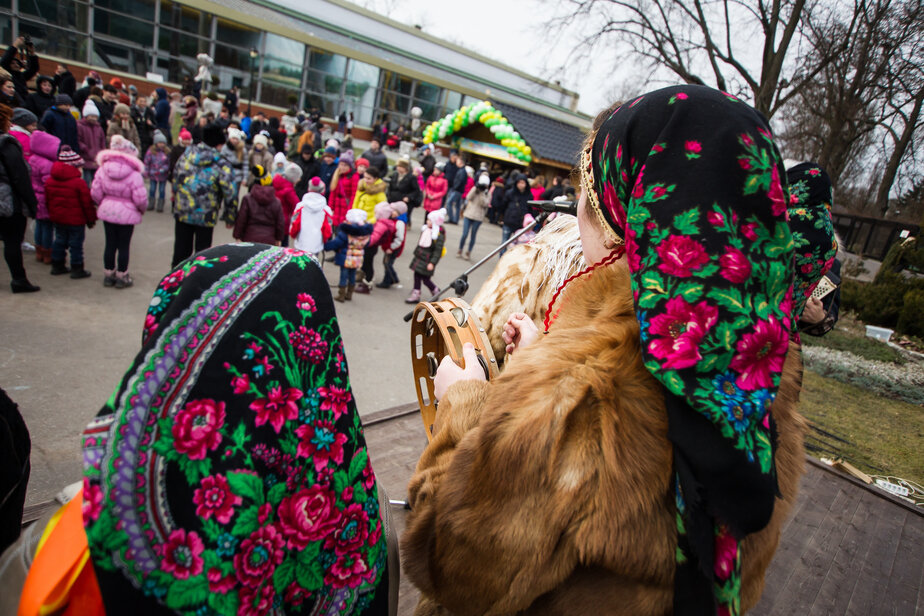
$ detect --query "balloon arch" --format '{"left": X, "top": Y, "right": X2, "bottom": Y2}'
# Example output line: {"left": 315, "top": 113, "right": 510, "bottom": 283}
{"left": 421, "top": 101, "right": 533, "bottom": 163}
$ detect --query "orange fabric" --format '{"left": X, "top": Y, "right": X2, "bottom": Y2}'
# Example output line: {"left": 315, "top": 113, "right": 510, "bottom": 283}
{"left": 18, "top": 490, "right": 104, "bottom": 616}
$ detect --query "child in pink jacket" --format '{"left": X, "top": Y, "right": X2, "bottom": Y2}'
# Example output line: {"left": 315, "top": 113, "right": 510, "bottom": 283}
{"left": 90, "top": 135, "right": 147, "bottom": 288}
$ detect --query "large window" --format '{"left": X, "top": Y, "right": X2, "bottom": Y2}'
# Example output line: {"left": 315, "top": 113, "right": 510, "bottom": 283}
{"left": 260, "top": 32, "right": 304, "bottom": 107}
{"left": 412, "top": 79, "right": 443, "bottom": 123}
{"left": 343, "top": 59, "right": 378, "bottom": 126}
{"left": 19, "top": 0, "right": 88, "bottom": 29}
{"left": 94, "top": 9, "right": 154, "bottom": 47}
{"left": 19, "top": 18, "right": 88, "bottom": 63}
{"left": 161, "top": 0, "right": 209, "bottom": 37}
{"left": 93, "top": 39, "right": 149, "bottom": 75}
{"left": 95, "top": 0, "right": 156, "bottom": 21}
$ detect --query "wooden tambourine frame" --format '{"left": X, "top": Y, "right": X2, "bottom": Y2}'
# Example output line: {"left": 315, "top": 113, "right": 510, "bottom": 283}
{"left": 410, "top": 298, "right": 499, "bottom": 441}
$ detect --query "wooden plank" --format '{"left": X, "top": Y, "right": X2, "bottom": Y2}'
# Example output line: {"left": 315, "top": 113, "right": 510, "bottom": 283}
{"left": 809, "top": 486, "right": 878, "bottom": 615}
{"left": 777, "top": 487, "right": 859, "bottom": 613}
{"left": 845, "top": 503, "right": 906, "bottom": 615}
{"left": 882, "top": 515, "right": 924, "bottom": 615}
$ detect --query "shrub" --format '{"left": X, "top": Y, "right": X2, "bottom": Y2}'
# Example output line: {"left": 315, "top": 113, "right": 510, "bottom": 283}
{"left": 843, "top": 271, "right": 924, "bottom": 335}
{"left": 898, "top": 289, "right": 924, "bottom": 338}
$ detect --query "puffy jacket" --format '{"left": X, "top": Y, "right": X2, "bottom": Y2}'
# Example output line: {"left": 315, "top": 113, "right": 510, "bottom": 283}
{"left": 369, "top": 217, "right": 396, "bottom": 251}
{"left": 450, "top": 165, "right": 468, "bottom": 193}
{"left": 76, "top": 119, "right": 105, "bottom": 170}
{"left": 328, "top": 169, "right": 359, "bottom": 225}
{"left": 387, "top": 171, "right": 422, "bottom": 209}
{"left": 24, "top": 84, "right": 55, "bottom": 120}
{"left": 0, "top": 133, "right": 37, "bottom": 217}
{"left": 361, "top": 148, "right": 388, "bottom": 177}
{"left": 45, "top": 162, "right": 95, "bottom": 226}
{"left": 91, "top": 149, "right": 147, "bottom": 225}
{"left": 290, "top": 192, "right": 331, "bottom": 254}
{"left": 8, "top": 126, "right": 31, "bottom": 159}
{"left": 172, "top": 142, "right": 234, "bottom": 227}
{"left": 29, "top": 130, "right": 61, "bottom": 220}
{"left": 154, "top": 88, "right": 171, "bottom": 132}
{"left": 219, "top": 143, "right": 246, "bottom": 190}
{"left": 271, "top": 174, "right": 299, "bottom": 227}
{"left": 503, "top": 186, "right": 532, "bottom": 229}
{"left": 106, "top": 118, "right": 141, "bottom": 154}
{"left": 409, "top": 226, "right": 445, "bottom": 276}
{"left": 423, "top": 175, "right": 448, "bottom": 212}
{"left": 233, "top": 184, "right": 285, "bottom": 245}
{"left": 323, "top": 222, "right": 372, "bottom": 267}
{"left": 352, "top": 178, "right": 386, "bottom": 223}
{"left": 39, "top": 106, "right": 79, "bottom": 154}
{"left": 143, "top": 147, "right": 171, "bottom": 182}
{"left": 462, "top": 186, "right": 491, "bottom": 222}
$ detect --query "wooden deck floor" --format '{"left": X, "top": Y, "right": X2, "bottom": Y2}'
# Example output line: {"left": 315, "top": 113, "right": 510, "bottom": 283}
{"left": 363, "top": 406, "right": 924, "bottom": 616}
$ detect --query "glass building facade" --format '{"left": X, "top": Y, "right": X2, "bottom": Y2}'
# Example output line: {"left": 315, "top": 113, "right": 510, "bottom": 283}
{"left": 0, "top": 0, "right": 483, "bottom": 127}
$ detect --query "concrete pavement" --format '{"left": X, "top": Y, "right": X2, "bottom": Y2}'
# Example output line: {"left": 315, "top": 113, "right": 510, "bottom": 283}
{"left": 0, "top": 205, "right": 504, "bottom": 507}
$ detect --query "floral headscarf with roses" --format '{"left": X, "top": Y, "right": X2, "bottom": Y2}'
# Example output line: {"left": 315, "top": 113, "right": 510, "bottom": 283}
{"left": 786, "top": 162, "right": 837, "bottom": 319}
{"left": 81, "top": 244, "right": 388, "bottom": 616}
{"left": 581, "top": 85, "right": 794, "bottom": 616}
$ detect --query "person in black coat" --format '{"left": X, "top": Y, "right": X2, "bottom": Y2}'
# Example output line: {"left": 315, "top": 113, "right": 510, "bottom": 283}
{"left": 419, "top": 145, "right": 435, "bottom": 180}
{"left": 361, "top": 137, "right": 389, "bottom": 177}
{"left": 293, "top": 145, "right": 321, "bottom": 198}
{"left": 224, "top": 86, "right": 238, "bottom": 114}
{"left": 267, "top": 117, "right": 286, "bottom": 154}
{"left": 72, "top": 76, "right": 97, "bottom": 114}
{"left": 0, "top": 38, "right": 38, "bottom": 105}
{"left": 387, "top": 158, "right": 422, "bottom": 223}
{"left": 24, "top": 75, "right": 56, "bottom": 120}
{"left": 40, "top": 95, "right": 80, "bottom": 154}
{"left": 499, "top": 174, "right": 531, "bottom": 256}
{"left": 132, "top": 95, "right": 157, "bottom": 154}
{"left": 53, "top": 64, "right": 76, "bottom": 98}
{"left": 540, "top": 175, "right": 566, "bottom": 200}
{"left": 0, "top": 101, "right": 41, "bottom": 292}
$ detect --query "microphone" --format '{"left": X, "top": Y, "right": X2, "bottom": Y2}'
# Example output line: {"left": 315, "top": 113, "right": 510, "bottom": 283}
{"left": 528, "top": 199, "right": 577, "bottom": 216}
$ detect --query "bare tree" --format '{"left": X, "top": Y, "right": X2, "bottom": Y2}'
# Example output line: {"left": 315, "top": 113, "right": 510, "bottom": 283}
{"left": 551, "top": 0, "right": 839, "bottom": 118}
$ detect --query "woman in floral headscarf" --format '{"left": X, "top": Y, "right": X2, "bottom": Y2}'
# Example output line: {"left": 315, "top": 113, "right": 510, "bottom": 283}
{"left": 403, "top": 85, "right": 806, "bottom": 616}
{"left": 12, "top": 244, "right": 392, "bottom": 616}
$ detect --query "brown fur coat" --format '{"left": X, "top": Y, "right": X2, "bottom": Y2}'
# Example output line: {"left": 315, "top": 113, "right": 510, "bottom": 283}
{"left": 402, "top": 260, "right": 806, "bottom": 616}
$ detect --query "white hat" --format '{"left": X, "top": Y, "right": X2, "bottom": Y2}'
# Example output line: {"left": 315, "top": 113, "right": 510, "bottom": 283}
{"left": 82, "top": 100, "right": 100, "bottom": 118}
{"left": 345, "top": 209, "right": 367, "bottom": 225}
{"left": 283, "top": 162, "right": 303, "bottom": 184}
{"left": 273, "top": 152, "right": 287, "bottom": 167}
{"left": 253, "top": 134, "right": 268, "bottom": 148}
{"left": 227, "top": 128, "right": 245, "bottom": 142}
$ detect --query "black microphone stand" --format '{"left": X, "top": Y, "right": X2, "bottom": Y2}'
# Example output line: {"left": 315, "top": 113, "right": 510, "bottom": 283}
{"left": 402, "top": 210, "right": 553, "bottom": 322}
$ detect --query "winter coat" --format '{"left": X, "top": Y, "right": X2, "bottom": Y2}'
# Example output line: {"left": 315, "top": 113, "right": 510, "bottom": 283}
{"left": 503, "top": 186, "right": 532, "bottom": 229}
{"left": 449, "top": 165, "right": 468, "bottom": 194}
{"left": 172, "top": 142, "right": 235, "bottom": 227}
{"left": 443, "top": 160, "right": 458, "bottom": 191}
{"left": 144, "top": 146, "right": 171, "bottom": 182}
{"left": 45, "top": 162, "right": 95, "bottom": 226}
{"left": 29, "top": 130, "right": 61, "bottom": 220}
{"left": 106, "top": 118, "right": 141, "bottom": 154}
{"left": 91, "top": 149, "right": 147, "bottom": 226}
{"left": 328, "top": 170, "right": 359, "bottom": 225}
{"left": 402, "top": 263, "right": 807, "bottom": 616}
{"left": 54, "top": 69, "right": 76, "bottom": 98}
{"left": 387, "top": 171, "right": 422, "bottom": 209}
{"left": 289, "top": 192, "right": 331, "bottom": 254}
{"left": 219, "top": 143, "right": 246, "bottom": 190}
{"left": 167, "top": 144, "right": 187, "bottom": 182}
{"left": 318, "top": 160, "right": 338, "bottom": 193}
{"left": 409, "top": 226, "right": 445, "bottom": 276}
{"left": 76, "top": 119, "right": 106, "bottom": 171}
{"left": 423, "top": 175, "right": 448, "bottom": 212}
{"left": 132, "top": 104, "right": 156, "bottom": 152}
{"left": 0, "top": 133, "right": 37, "bottom": 218}
{"left": 462, "top": 187, "right": 491, "bottom": 222}
{"left": 247, "top": 147, "right": 274, "bottom": 186}
{"left": 352, "top": 178, "right": 386, "bottom": 223}
{"left": 271, "top": 174, "right": 299, "bottom": 227}
{"left": 323, "top": 222, "right": 372, "bottom": 268}
{"left": 40, "top": 107, "right": 79, "bottom": 154}
{"left": 294, "top": 156, "right": 321, "bottom": 198}
{"left": 154, "top": 88, "right": 171, "bottom": 133}
{"left": 91, "top": 95, "right": 113, "bottom": 132}
{"left": 361, "top": 148, "right": 388, "bottom": 177}
{"left": 540, "top": 184, "right": 565, "bottom": 200}
{"left": 24, "top": 90, "right": 55, "bottom": 121}
{"left": 233, "top": 184, "right": 286, "bottom": 245}
{"left": 9, "top": 126, "right": 31, "bottom": 159}
{"left": 420, "top": 153, "right": 435, "bottom": 179}
{"left": 369, "top": 218, "right": 396, "bottom": 251}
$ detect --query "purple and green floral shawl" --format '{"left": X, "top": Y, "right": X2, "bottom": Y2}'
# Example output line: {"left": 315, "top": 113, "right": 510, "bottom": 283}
{"left": 81, "top": 244, "right": 388, "bottom": 616}
{"left": 786, "top": 162, "right": 838, "bottom": 319}
{"left": 581, "top": 85, "right": 795, "bottom": 616}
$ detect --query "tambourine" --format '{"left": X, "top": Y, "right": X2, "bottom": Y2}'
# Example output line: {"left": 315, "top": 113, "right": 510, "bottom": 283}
{"left": 410, "top": 298, "right": 499, "bottom": 441}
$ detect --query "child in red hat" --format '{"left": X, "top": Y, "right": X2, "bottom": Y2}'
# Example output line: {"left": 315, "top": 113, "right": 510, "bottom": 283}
{"left": 45, "top": 145, "right": 95, "bottom": 278}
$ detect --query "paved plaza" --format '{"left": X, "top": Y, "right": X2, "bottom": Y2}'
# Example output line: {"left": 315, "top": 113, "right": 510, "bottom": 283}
{"left": 0, "top": 206, "right": 504, "bottom": 508}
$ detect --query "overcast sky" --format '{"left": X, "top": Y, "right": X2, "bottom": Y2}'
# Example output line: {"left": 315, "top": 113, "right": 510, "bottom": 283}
{"left": 354, "top": 0, "right": 630, "bottom": 117}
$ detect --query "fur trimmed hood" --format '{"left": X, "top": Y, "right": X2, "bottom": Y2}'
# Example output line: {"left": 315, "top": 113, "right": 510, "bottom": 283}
{"left": 96, "top": 149, "right": 144, "bottom": 175}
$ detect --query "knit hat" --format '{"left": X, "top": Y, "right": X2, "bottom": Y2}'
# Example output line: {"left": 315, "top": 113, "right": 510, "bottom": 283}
{"left": 427, "top": 208, "right": 446, "bottom": 227}
{"left": 11, "top": 107, "right": 37, "bottom": 127}
{"left": 58, "top": 145, "right": 84, "bottom": 167}
{"left": 273, "top": 152, "right": 287, "bottom": 168}
{"left": 339, "top": 150, "right": 354, "bottom": 169}
{"left": 153, "top": 130, "right": 167, "bottom": 145}
{"left": 355, "top": 157, "right": 370, "bottom": 169}
{"left": 396, "top": 158, "right": 410, "bottom": 170}
{"left": 82, "top": 100, "right": 100, "bottom": 118}
{"left": 113, "top": 103, "right": 130, "bottom": 116}
{"left": 323, "top": 146, "right": 337, "bottom": 156}
{"left": 477, "top": 174, "right": 490, "bottom": 187}
{"left": 388, "top": 201, "right": 408, "bottom": 216}
{"left": 110, "top": 77, "right": 124, "bottom": 89}
{"left": 252, "top": 164, "right": 272, "bottom": 186}
{"left": 345, "top": 208, "right": 367, "bottom": 226}
{"left": 253, "top": 134, "right": 268, "bottom": 148}
{"left": 109, "top": 134, "right": 138, "bottom": 156}
{"left": 178, "top": 128, "right": 192, "bottom": 142}
{"left": 435, "top": 162, "right": 445, "bottom": 172}
{"left": 306, "top": 177, "right": 324, "bottom": 193}
{"left": 325, "top": 139, "right": 340, "bottom": 150}
{"left": 281, "top": 162, "right": 301, "bottom": 184}
{"left": 227, "top": 127, "right": 245, "bottom": 142}
{"left": 55, "top": 94, "right": 73, "bottom": 107}
{"left": 202, "top": 122, "right": 225, "bottom": 148}
{"left": 374, "top": 201, "right": 392, "bottom": 221}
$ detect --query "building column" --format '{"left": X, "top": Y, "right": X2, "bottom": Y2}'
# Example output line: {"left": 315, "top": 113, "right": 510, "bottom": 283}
{"left": 151, "top": 0, "right": 161, "bottom": 75}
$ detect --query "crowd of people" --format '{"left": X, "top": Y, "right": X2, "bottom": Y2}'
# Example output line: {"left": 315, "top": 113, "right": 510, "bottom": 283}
{"left": 0, "top": 38, "right": 574, "bottom": 300}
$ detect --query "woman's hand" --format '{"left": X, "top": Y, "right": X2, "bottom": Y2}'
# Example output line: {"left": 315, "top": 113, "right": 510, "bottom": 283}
{"left": 801, "top": 297, "right": 826, "bottom": 325}
{"left": 434, "top": 343, "right": 486, "bottom": 401}
{"left": 427, "top": 263, "right": 434, "bottom": 271}
{"left": 503, "top": 312, "right": 539, "bottom": 355}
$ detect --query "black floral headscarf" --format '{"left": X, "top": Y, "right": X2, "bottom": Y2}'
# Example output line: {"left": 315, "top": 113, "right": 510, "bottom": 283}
{"left": 581, "top": 85, "right": 795, "bottom": 615}
{"left": 81, "top": 244, "right": 388, "bottom": 615}
{"left": 786, "top": 162, "right": 837, "bottom": 319}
